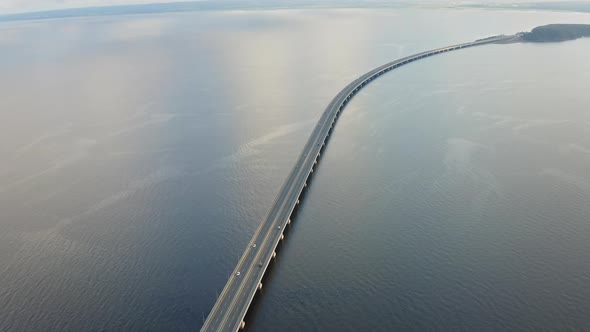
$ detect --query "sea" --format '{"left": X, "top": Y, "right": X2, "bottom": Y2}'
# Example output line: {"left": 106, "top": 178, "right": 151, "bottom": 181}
{"left": 1, "top": 7, "right": 589, "bottom": 331}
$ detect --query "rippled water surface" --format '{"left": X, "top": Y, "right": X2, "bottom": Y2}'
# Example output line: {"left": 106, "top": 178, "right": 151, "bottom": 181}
{"left": 1, "top": 8, "right": 589, "bottom": 331}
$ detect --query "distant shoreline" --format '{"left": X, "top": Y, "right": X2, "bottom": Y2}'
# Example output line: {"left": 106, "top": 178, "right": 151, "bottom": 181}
{"left": 461, "top": 1, "right": 590, "bottom": 15}
{"left": 2, "top": 1, "right": 590, "bottom": 23}
{"left": 475, "top": 24, "right": 590, "bottom": 44}
{"left": 520, "top": 24, "right": 590, "bottom": 43}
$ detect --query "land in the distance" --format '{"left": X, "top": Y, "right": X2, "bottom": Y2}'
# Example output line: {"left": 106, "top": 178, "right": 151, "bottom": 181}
{"left": 485, "top": 24, "right": 590, "bottom": 44}
{"left": 521, "top": 24, "right": 590, "bottom": 42}
{"left": 461, "top": 1, "right": 590, "bottom": 14}
{"left": 3, "top": 1, "right": 590, "bottom": 22}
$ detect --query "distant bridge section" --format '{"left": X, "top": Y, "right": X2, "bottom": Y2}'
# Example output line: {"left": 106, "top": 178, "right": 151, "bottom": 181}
{"left": 200, "top": 35, "right": 512, "bottom": 332}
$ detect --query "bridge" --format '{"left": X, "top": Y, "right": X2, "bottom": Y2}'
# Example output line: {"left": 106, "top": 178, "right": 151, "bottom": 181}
{"left": 200, "top": 35, "right": 513, "bottom": 332}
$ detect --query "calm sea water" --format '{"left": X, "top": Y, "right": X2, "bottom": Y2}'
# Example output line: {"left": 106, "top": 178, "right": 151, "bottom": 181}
{"left": 1, "top": 8, "right": 589, "bottom": 331}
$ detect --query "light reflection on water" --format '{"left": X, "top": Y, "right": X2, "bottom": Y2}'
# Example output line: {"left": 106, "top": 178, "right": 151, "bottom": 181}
{"left": 0, "top": 8, "right": 589, "bottom": 331}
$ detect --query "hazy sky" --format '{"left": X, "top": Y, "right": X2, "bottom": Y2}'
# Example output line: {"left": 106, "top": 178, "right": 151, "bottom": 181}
{"left": 0, "top": 0, "right": 571, "bottom": 15}
{"left": 0, "top": 0, "right": 202, "bottom": 14}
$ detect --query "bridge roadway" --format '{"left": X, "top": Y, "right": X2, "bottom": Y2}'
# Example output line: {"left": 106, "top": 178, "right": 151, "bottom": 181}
{"left": 200, "top": 35, "right": 512, "bottom": 332}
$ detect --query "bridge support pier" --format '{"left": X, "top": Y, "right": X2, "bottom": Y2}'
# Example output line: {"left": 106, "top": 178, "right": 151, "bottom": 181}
{"left": 280, "top": 233, "right": 284, "bottom": 241}
{"left": 287, "top": 218, "right": 291, "bottom": 224}
{"left": 258, "top": 282, "right": 263, "bottom": 290}
{"left": 272, "top": 251, "right": 276, "bottom": 258}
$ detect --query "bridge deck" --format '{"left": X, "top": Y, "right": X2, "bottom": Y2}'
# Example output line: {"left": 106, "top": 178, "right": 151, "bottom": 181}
{"left": 200, "top": 35, "right": 512, "bottom": 332}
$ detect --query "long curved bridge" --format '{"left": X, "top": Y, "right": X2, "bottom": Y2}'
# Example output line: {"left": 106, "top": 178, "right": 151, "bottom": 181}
{"left": 201, "top": 35, "right": 513, "bottom": 332}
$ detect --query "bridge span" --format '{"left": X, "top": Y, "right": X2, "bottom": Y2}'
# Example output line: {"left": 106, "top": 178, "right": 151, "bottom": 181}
{"left": 200, "top": 35, "right": 512, "bottom": 332}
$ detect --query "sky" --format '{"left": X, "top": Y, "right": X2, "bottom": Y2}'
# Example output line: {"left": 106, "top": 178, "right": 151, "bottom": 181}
{"left": 0, "top": 0, "right": 573, "bottom": 15}
{"left": 0, "top": 0, "right": 202, "bottom": 14}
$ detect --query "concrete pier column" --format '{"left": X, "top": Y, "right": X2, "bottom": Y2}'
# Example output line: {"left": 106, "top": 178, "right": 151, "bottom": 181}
{"left": 240, "top": 321, "right": 246, "bottom": 329}
{"left": 258, "top": 282, "right": 263, "bottom": 290}
{"left": 272, "top": 251, "right": 276, "bottom": 258}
